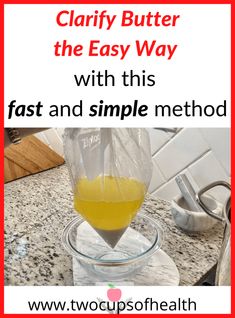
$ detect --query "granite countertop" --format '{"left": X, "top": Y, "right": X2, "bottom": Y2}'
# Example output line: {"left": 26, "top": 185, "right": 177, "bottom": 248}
{"left": 4, "top": 165, "right": 224, "bottom": 286}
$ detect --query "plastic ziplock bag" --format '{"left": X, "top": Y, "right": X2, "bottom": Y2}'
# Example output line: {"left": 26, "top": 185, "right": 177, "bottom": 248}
{"left": 63, "top": 128, "right": 153, "bottom": 248}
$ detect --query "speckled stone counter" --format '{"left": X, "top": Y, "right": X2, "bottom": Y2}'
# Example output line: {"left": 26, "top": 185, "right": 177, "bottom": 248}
{"left": 4, "top": 165, "right": 224, "bottom": 286}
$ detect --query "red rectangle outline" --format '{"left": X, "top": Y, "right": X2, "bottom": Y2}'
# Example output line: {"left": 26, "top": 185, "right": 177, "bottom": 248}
{"left": 0, "top": 0, "right": 233, "bottom": 317}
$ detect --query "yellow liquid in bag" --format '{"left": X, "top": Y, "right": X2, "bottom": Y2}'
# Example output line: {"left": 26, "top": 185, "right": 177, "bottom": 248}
{"left": 74, "top": 176, "right": 146, "bottom": 231}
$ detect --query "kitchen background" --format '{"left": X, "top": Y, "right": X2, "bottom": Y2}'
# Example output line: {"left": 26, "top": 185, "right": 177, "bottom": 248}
{"left": 34, "top": 128, "right": 230, "bottom": 204}
{"left": 5, "top": 127, "right": 230, "bottom": 286}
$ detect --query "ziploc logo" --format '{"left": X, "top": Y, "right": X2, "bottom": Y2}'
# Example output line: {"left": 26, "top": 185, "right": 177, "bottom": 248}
{"left": 80, "top": 131, "right": 100, "bottom": 150}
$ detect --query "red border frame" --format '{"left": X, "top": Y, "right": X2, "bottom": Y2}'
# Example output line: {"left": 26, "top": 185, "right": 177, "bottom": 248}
{"left": 1, "top": 0, "right": 233, "bottom": 316}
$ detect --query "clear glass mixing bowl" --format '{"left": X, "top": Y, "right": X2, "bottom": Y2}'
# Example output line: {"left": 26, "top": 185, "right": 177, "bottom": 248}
{"left": 62, "top": 212, "right": 164, "bottom": 280}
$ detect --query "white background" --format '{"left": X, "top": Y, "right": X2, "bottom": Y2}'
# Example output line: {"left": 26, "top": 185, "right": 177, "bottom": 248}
{"left": 4, "top": 4, "right": 231, "bottom": 127}
{"left": 5, "top": 286, "right": 231, "bottom": 314}
{"left": 4, "top": 6, "right": 231, "bottom": 314}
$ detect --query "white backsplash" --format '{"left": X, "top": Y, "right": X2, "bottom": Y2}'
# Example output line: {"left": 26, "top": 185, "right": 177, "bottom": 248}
{"left": 36, "top": 128, "right": 231, "bottom": 203}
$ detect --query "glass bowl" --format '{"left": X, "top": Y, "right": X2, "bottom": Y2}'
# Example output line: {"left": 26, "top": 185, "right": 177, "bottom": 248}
{"left": 62, "top": 213, "right": 164, "bottom": 280}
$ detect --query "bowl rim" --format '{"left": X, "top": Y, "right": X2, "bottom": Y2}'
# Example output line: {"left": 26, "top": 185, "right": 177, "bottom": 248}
{"left": 61, "top": 212, "right": 164, "bottom": 266}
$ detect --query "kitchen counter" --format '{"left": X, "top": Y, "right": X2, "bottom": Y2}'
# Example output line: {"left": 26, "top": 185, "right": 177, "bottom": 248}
{"left": 4, "top": 165, "right": 224, "bottom": 286}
